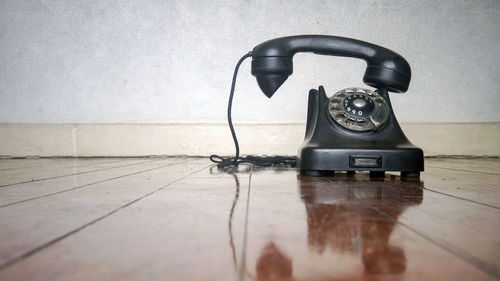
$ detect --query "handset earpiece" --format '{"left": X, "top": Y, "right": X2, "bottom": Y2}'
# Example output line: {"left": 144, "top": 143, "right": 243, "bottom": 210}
{"left": 250, "top": 35, "right": 411, "bottom": 97}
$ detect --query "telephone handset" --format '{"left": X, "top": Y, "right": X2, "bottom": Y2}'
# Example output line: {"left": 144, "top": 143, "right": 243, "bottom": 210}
{"left": 250, "top": 35, "right": 423, "bottom": 177}
{"left": 251, "top": 35, "right": 411, "bottom": 97}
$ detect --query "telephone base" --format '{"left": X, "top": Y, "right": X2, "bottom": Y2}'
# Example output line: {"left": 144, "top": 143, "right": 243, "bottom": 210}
{"left": 298, "top": 147, "right": 423, "bottom": 178}
{"left": 300, "top": 170, "right": 420, "bottom": 178}
{"left": 297, "top": 86, "right": 424, "bottom": 178}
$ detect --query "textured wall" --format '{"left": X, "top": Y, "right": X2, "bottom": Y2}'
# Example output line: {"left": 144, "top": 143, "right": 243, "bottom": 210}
{"left": 0, "top": 0, "right": 499, "bottom": 124}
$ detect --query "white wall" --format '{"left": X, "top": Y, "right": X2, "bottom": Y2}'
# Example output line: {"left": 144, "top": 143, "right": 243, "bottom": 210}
{"left": 1, "top": 0, "right": 499, "bottom": 124}
{"left": 0, "top": 0, "right": 499, "bottom": 157}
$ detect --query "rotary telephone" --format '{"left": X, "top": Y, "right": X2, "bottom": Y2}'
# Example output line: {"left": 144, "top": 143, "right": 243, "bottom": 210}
{"left": 212, "top": 35, "right": 424, "bottom": 178}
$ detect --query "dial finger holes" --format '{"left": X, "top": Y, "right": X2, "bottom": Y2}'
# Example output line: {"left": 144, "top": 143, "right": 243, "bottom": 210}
{"left": 334, "top": 113, "right": 346, "bottom": 122}
{"left": 357, "top": 120, "right": 366, "bottom": 127}
{"left": 330, "top": 98, "right": 342, "bottom": 108}
{"left": 329, "top": 87, "right": 389, "bottom": 132}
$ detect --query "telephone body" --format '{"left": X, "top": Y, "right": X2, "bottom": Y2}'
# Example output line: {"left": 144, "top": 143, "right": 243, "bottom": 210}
{"left": 251, "top": 35, "right": 424, "bottom": 177}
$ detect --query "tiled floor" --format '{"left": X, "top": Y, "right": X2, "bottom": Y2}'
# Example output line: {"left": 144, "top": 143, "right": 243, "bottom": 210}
{"left": 0, "top": 157, "right": 498, "bottom": 280}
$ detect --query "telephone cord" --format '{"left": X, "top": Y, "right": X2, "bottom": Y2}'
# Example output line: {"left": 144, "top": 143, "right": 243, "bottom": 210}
{"left": 209, "top": 52, "right": 297, "bottom": 168}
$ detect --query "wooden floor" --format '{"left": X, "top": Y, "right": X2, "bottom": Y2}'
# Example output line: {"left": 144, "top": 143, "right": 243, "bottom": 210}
{"left": 0, "top": 157, "right": 498, "bottom": 281}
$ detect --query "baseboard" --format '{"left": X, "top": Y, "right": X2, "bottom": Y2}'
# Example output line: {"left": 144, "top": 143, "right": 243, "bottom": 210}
{"left": 0, "top": 123, "right": 499, "bottom": 157}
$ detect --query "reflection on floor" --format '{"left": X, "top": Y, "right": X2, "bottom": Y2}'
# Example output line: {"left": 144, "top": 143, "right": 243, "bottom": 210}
{"left": 0, "top": 157, "right": 498, "bottom": 281}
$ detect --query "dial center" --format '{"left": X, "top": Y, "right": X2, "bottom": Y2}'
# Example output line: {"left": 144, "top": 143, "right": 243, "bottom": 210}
{"left": 353, "top": 98, "right": 367, "bottom": 108}
{"left": 343, "top": 95, "right": 374, "bottom": 117}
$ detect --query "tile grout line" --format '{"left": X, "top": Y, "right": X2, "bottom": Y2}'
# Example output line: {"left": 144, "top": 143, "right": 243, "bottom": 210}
{"left": 426, "top": 165, "right": 500, "bottom": 176}
{"left": 0, "top": 158, "right": 126, "bottom": 173}
{"left": 0, "top": 163, "right": 213, "bottom": 272}
{"left": 0, "top": 158, "right": 164, "bottom": 188}
{"left": 422, "top": 186, "right": 500, "bottom": 210}
{"left": 0, "top": 160, "right": 194, "bottom": 209}
{"left": 0, "top": 159, "right": 157, "bottom": 185}
{"left": 239, "top": 165, "right": 253, "bottom": 281}
{"left": 362, "top": 203, "right": 499, "bottom": 280}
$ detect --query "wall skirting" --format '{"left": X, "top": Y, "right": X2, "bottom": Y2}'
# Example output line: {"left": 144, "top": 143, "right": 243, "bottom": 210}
{"left": 0, "top": 123, "right": 499, "bottom": 157}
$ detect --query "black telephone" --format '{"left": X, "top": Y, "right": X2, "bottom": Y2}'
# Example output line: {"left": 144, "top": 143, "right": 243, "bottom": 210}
{"left": 251, "top": 35, "right": 424, "bottom": 177}
{"left": 213, "top": 35, "right": 424, "bottom": 178}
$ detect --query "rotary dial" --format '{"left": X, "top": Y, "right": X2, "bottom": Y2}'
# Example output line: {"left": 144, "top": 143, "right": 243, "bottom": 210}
{"left": 328, "top": 88, "right": 389, "bottom": 132}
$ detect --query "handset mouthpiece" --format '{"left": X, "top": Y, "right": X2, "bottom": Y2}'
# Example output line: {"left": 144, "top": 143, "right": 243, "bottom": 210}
{"left": 251, "top": 56, "right": 293, "bottom": 97}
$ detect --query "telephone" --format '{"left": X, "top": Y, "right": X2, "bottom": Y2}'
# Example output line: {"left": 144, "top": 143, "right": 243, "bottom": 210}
{"left": 251, "top": 35, "right": 424, "bottom": 177}
{"left": 211, "top": 35, "right": 424, "bottom": 177}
